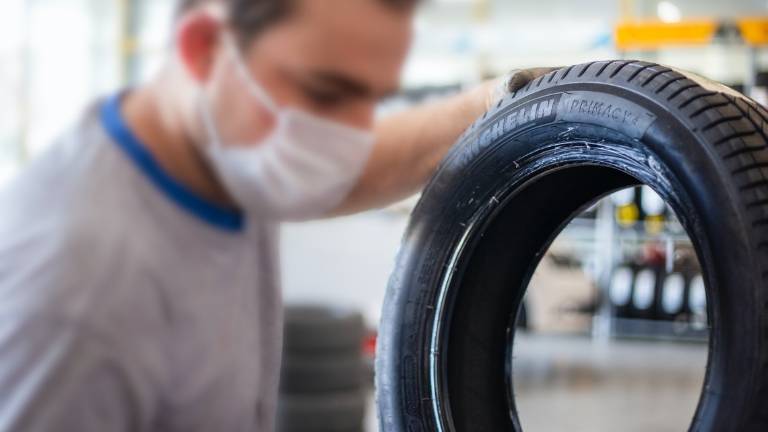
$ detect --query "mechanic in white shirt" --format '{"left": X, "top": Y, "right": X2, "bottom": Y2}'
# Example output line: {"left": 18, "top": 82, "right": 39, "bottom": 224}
{"left": 0, "top": 0, "right": 552, "bottom": 430}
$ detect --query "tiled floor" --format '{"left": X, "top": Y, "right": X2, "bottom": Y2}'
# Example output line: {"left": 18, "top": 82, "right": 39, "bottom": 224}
{"left": 368, "top": 334, "right": 708, "bottom": 431}
{"left": 513, "top": 334, "right": 707, "bottom": 431}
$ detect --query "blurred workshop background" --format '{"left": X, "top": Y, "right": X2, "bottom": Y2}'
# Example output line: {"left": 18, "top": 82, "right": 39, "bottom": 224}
{"left": 1, "top": 0, "right": 767, "bottom": 431}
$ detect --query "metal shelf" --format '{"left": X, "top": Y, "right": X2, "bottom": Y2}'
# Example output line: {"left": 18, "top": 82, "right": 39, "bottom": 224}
{"left": 611, "top": 318, "right": 709, "bottom": 343}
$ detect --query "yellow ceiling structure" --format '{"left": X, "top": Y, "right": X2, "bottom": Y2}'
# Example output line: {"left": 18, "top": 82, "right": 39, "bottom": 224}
{"left": 616, "top": 17, "right": 768, "bottom": 50}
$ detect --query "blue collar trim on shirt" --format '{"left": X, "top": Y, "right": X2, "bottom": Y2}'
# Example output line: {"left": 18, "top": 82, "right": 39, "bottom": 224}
{"left": 100, "top": 93, "right": 245, "bottom": 233}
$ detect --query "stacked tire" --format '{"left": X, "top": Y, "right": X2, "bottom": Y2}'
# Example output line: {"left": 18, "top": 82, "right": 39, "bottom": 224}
{"left": 278, "top": 305, "right": 368, "bottom": 432}
{"left": 609, "top": 265, "right": 708, "bottom": 324}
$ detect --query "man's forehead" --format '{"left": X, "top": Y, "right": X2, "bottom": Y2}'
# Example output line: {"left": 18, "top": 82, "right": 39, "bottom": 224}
{"left": 258, "top": 0, "right": 412, "bottom": 96}
{"left": 288, "top": 0, "right": 413, "bottom": 50}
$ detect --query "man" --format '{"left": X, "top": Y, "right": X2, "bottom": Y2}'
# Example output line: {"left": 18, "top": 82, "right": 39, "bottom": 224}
{"left": 0, "top": 0, "right": 554, "bottom": 430}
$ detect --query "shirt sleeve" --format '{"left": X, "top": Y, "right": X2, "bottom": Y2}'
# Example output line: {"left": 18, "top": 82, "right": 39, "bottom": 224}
{"left": 0, "top": 315, "right": 152, "bottom": 432}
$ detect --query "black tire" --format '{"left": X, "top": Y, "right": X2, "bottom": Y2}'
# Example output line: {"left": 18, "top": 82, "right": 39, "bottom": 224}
{"left": 284, "top": 305, "right": 365, "bottom": 354}
{"left": 280, "top": 353, "right": 365, "bottom": 394}
{"left": 376, "top": 60, "right": 768, "bottom": 431}
{"left": 277, "top": 390, "right": 367, "bottom": 432}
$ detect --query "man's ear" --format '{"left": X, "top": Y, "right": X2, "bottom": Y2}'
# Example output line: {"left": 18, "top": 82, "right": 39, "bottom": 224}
{"left": 175, "top": 10, "right": 223, "bottom": 83}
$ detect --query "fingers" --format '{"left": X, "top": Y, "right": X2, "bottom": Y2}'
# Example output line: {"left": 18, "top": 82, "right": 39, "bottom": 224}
{"left": 505, "top": 70, "right": 535, "bottom": 92}
{"left": 486, "top": 67, "right": 567, "bottom": 112}
{"left": 505, "top": 67, "right": 565, "bottom": 92}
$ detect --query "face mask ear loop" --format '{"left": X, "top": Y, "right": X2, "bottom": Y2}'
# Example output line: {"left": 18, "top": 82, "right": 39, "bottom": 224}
{"left": 198, "top": 91, "right": 225, "bottom": 149}
{"left": 223, "top": 34, "right": 280, "bottom": 115}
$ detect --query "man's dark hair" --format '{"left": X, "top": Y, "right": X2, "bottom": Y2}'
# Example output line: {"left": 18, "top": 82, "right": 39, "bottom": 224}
{"left": 177, "top": 0, "right": 419, "bottom": 44}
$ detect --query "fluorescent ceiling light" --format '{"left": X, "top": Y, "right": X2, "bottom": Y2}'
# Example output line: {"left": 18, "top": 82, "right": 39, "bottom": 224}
{"left": 657, "top": 1, "right": 682, "bottom": 23}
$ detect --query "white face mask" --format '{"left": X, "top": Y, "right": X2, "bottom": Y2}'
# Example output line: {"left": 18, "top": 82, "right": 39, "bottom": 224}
{"left": 199, "top": 36, "right": 375, "bottom": 222}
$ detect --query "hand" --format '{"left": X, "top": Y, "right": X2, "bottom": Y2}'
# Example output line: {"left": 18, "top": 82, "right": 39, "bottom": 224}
{"left": 485, "top": 67, "right": 563, "bottom": 110}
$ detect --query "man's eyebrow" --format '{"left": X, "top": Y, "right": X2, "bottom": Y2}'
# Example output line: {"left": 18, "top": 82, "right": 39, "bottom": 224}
{"left": 305, "top": 70, "right": 399, "bottom": 99}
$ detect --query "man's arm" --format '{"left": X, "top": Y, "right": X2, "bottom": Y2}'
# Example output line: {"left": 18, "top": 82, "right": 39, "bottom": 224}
{"left": 332, "top": 68, "right": 560, "bottom": 216}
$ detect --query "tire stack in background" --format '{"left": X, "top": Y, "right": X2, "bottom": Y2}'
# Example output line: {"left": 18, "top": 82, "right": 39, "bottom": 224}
{"left": 604, "top": 185, "right": 708, "bottom": 338}
{"left": 608, "top": 247, "right": 707, "bottom": 338}
{"left": 278, "top": 305, "right": 368, "bottom": 432}
{"left": 609, "top": 264, "right": 706, "bottom": 324}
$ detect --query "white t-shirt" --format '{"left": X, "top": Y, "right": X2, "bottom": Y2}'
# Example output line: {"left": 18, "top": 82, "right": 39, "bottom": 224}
{"left": 0, "top": 94, "right": 283, "bottom": 431}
